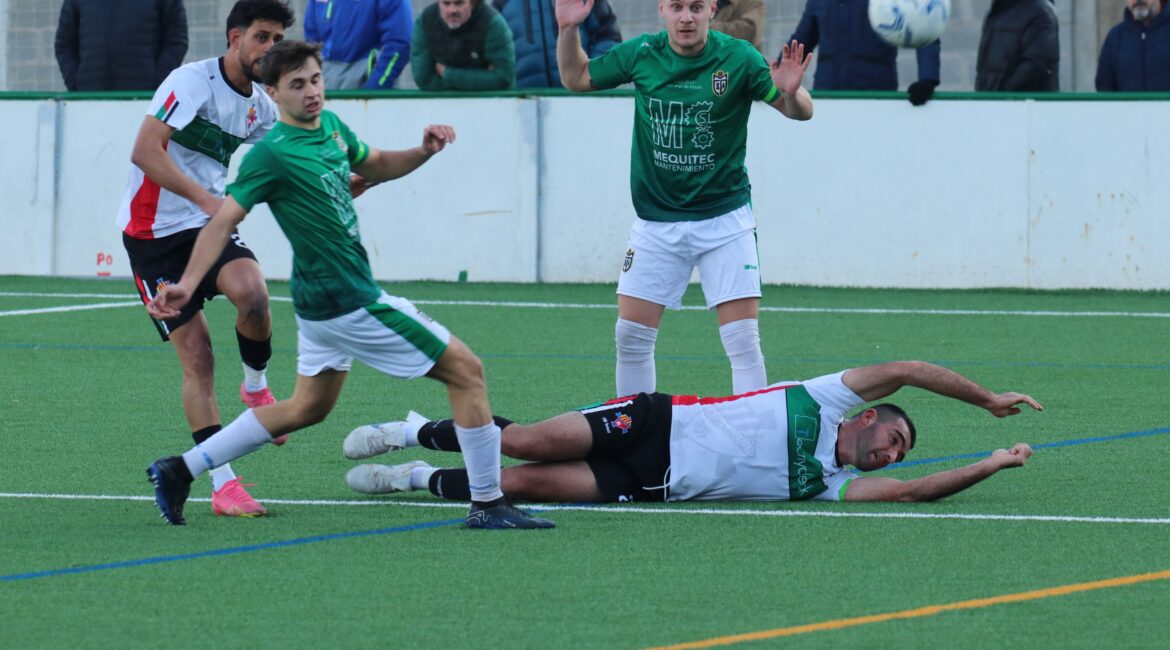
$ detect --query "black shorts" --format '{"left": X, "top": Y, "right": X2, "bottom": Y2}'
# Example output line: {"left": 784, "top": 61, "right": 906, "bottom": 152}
{"left": 580, "top": 392, "right": 673, "bottom": 502}
{"left": 123, "top": 228, "right": 258, "bottom": 341}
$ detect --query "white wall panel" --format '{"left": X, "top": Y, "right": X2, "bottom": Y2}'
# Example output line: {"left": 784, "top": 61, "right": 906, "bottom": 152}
{"left": 5, "top": 96, "right": 1169, "bottom": 290}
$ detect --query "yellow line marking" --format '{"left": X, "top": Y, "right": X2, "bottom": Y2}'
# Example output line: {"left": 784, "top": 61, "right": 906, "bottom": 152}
{"left": 649, "top": 568, "right": 1170, "bottom": 649}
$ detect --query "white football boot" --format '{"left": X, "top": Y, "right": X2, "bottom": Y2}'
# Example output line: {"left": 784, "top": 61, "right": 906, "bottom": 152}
{"left": 343, "top": 410, "right": 429, "bottom": 459}
{"left": 346, "top": 461, "right": 432, "bottom": 494}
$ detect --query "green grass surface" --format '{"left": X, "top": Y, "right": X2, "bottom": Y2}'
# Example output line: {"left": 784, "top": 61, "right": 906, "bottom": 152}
{"left": 2, "top": 276, "right": 1169, "bottom": 648}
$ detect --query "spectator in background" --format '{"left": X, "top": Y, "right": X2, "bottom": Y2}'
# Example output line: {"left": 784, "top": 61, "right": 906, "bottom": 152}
{"left": 975, "top": 0, "right": 1059, "bottom": 91}
{"left": 411, "top": 0, "right": 515, "bottom": 90}
{"left": 789, "top": 0, "right": 941, "bottom": 106}
{"left": 304, "top": 0, "right": 413, "bottom": 90}
{"left": 1096, "top": 0, "right": 1170, "bottom": 91}
{"left": 55, "top": 0, "right": 189, "bottom": 91}
{"left": 711, "top": 0, "right": 765, "bottom": 52}
{"left": 492, "top": 0, "right": 620, "bottom": 88}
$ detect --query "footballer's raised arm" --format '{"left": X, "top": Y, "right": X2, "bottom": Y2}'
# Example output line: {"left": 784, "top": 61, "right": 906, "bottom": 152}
{"left": 841, "top": 361, "right": 1043, "bottom": 417}
{"left": 555, "top": 0, "right": 596, "bottom": 92}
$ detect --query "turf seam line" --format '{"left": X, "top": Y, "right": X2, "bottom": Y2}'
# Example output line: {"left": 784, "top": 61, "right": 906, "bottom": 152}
{"left": 646, "top": 568, "right": 1170, "bottom": 649}
{"left": 0, "top": 518, "right": 462, "bottom": 583}
{"left": 2, "top": 493, "right": 1168, "bottom": 525}
{"left": 8, "top": 291, "right": 1170, "bottom": 319}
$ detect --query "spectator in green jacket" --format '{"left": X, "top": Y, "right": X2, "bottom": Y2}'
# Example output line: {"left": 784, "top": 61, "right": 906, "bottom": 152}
{"left": 411, "top": 0, "right": 515, "bottom": 90}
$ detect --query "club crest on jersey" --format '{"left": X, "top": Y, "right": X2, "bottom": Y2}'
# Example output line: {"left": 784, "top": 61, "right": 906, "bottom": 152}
{"left": 246, "top": 105, "right": 257, "bottom": 127}
{"left": 712, "top": 70, "right": 728, "bottom": 96}
{"left": 623, "top": 248, "right": 635, "bottom": 272}
{"left": 331, "top": 130, "right": 348, "bottom": 154}
{"left": 603, "top": 412, "right": 633, "bottom": 434}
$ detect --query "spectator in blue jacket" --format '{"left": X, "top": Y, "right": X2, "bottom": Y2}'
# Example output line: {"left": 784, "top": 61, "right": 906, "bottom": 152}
{"left": 492, "top": 0, "right": 620, "bottom": 89}
{"left": 304, "top": 0, "right": 412, "bottom": 90}
{"left": 789, "top": 0, "right": 941, "bottom": 105}
{"left": 1096, "top": 0, "right": 1170, "bottom": 91}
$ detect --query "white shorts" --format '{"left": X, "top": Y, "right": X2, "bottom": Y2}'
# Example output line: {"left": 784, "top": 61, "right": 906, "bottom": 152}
{"left": 617, "top": 204, "right": 761, "bottom": 310}
{"left": 295, "top": 291, "right": 452, "bottom": 378}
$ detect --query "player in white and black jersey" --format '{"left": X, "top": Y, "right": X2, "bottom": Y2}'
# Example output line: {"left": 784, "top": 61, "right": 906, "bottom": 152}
{"left": 118, "top": 0, "right": 294, "bottom": 517}
{"left": 343, "top": 361, "right": 1042, "bottom": 503}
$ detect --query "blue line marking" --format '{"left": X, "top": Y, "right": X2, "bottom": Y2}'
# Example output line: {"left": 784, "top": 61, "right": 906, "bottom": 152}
{"left": 6, "top": 343, "right": 1170, "bottom": 372}
{"left": 1, "top": 518, "right": 463, "bottom": 583}
{"left": 879, "top": 426, "right": 1170, "bottom": 471}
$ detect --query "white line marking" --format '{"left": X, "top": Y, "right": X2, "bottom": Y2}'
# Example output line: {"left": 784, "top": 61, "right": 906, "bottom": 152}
{"left": 2, "top": 492, "right": 1167, "bottom": 525}
{"left": 4, "top": 291, "right": 1170, "bottom": 319}
{"left": 0, "top": 302, "right": 142, "bottom": 317}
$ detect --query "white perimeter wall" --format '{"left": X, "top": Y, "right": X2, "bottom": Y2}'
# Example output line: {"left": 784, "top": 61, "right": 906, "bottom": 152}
{"left": 2, "top": 96, "right": 1167, "bottom": 289}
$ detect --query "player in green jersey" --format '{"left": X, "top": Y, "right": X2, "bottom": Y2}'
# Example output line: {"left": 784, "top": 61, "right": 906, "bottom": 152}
{"left": 556, "top": 0, "right": 814, "bottom": 398}
{"left": 144, "top": 40, "right": 553, "bottom": 530}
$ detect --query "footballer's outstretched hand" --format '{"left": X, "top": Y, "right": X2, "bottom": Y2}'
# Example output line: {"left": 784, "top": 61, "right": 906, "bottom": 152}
{"left": 985, "top": 392, "right": 1044, "bottom": 418}
{"left": 989, "top": 443, "right": 1033, "bottom": 469}
{"left": 555, "top": 0, "right": 594, "bottom": 29}
{"left": 146, "top": 283, "right": 192, "bottom": 320}
{"left": 422, "top": 124, "right": 456, "bottom": 155}
{"left": 771, "top": 39, "right": 812, "bottom": 97}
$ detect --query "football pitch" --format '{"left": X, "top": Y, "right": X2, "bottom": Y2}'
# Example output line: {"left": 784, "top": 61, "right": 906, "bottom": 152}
{"left": 2, "top": 275, "right": 1169, "bottom": 648}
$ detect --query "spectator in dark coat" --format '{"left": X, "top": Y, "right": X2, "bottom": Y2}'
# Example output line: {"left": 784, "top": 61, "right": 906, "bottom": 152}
{"left": 975, "top": 0, "right": 1059, "bottom": 91}
{"left": 1096, "top": 0, "right": 1170, "bottom": 91}
{"left": 491, "top": 0, "right": 619, "bottom": 89}
{"left": 55, "top": 0, "right": 189, "bottom": 91}
{"left": 412, "top": 0, "right": 516, "bottom": 91}
{"left": 789, "top": 0, "right": 941, "bottom": 105}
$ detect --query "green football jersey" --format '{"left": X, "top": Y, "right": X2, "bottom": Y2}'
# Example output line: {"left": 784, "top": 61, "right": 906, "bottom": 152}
{"left": 589, "top": 30, "right": 778, "bottom": 222}
{"left": 228, "top": 110, "right": 379, "bottom": 320}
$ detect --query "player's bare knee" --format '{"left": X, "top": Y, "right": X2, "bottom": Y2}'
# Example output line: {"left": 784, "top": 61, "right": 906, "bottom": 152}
{"left": 446, "top": 347, "right": 486, "bottom": 392}
{"left": 238, "top": 296, "right": 270, "bottom": 328}
{"left": 501, "top": 426, "right": 543, "bottom": 459}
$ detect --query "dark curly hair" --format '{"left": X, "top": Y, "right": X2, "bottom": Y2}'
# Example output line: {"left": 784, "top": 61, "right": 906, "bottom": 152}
{"left": 225, "top": 0, "right": 295, "bottom": 47}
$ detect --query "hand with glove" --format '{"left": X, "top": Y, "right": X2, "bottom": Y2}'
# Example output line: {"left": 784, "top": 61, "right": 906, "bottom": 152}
{"left": 908, "top": 79, "right": 939, "bottom": 106}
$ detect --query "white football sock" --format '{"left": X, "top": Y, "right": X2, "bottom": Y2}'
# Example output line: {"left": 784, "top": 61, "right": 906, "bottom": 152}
{"left": 719, "top": 318, "right": 767, "bottom": 394}
{"left": 181, "top": 409, "right": 273, "bottom": 479}
{"left": 409, "top": 465, "right": 437, "bottom": 490}
{"left": 242, "top": 363, "right": 268, "bottom": 393}
{"left": 208, "top": 464, "right": 238, "bottom": 492}
{"left": 454, "top": 421, "right": 503, "bottom": 502}
{"left": 615, "top": 318, "right": 658, "bottom": 395}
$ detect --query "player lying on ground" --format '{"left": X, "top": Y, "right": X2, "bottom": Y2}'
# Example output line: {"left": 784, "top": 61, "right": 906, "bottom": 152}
{"left": 343, "top": 361, "right": 1041, "bottom": 503}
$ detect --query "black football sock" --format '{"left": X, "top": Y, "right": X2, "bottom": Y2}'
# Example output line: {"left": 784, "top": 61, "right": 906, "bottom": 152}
{"left": 236, "top": 329, "right": 272, "bottom": 371}
{"left": 192, "top": 424, "right": 222, "bottom": 445}
{"left": 417, "top": 416, "right": 513, "bottom": 451}
{"left": 428, "top": 469, "right": 471, "bottom": 500}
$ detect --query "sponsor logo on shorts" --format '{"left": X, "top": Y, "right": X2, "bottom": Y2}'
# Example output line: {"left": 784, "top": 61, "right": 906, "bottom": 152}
{"left": 743, "top": 263, "right": 758, "bottom": 270}
{"left": 617, "top": 494, "right": 634, "bottom": 502}
{"left": 623, "top": 248, "right": 635, "bottom": 272}
{"left": 603, "top": 412, "right": 633, "bottom": 434}
{"left": 712, "top": 70, "right": 728, "bottom": 97}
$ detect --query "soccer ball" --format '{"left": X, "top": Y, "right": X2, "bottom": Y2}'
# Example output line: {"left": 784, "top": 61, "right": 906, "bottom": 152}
{"left": 868, "top": 0, "right": 951, "bottom": 49}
